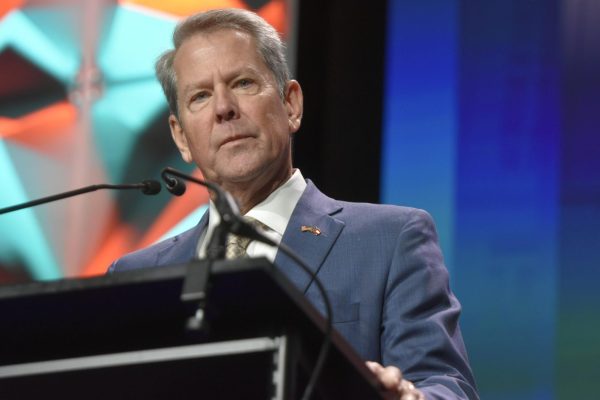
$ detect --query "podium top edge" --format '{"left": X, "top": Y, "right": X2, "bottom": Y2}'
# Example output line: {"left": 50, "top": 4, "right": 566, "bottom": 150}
{"left": 0, "top": 257, "right": 274, "bottom": 300}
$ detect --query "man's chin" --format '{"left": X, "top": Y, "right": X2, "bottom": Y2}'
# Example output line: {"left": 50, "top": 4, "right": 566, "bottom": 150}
{"left": 212, "top": 154, "right": 291, "bottom": 191}
{"left": 215, "top": 163, "right": 285, "bottom": 191}
{"left": 215, "top": 167, "right": 263, "bottom": 186}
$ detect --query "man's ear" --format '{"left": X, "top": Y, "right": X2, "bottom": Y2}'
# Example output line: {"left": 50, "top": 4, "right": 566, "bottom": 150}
{"left": 169, "top": 114, "right": 193, "bottom": 163}
{"left": 284, "top": 80, "right": 303, "bottom": 133}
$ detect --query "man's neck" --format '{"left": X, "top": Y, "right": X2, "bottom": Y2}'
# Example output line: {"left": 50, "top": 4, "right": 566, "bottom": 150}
{"left": 219, "top": 167, "right": 293, "bottom": 215}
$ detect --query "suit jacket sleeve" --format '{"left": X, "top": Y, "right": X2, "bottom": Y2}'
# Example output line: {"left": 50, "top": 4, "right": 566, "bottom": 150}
{"left": 382, "top": 208, "right": 478, "bottom": 400}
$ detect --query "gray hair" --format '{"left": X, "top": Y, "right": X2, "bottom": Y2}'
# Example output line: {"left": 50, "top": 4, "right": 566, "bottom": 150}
{"left": 155, "top": 8, "right": 290, "bottom": 118}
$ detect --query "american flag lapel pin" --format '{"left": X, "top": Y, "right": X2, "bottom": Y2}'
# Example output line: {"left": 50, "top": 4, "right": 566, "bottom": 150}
{"left": 301, "top": 225, "right": 321, "bottom": 236}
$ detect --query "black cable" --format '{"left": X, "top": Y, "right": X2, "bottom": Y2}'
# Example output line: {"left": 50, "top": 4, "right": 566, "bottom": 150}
{"left": 277, "top": 241, "right": 332, "bottom": 400}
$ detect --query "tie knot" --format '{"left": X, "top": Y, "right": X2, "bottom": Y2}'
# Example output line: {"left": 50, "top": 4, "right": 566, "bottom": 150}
{"left": 225, "top": 216, "right": 269, "bottom": 260}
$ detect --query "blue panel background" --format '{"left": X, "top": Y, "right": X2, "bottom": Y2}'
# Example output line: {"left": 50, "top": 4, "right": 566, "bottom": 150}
{"left": 557, "top": 0, "right": 600, "bottom": 396}
{"left": 381, "top": 0, "right": 457, "bottom": 270}
{"left": 455, "top": 2, "right": 559, "bottom": 398}
{"left": 382, "top": 0, "right": 599, "bottom": 398}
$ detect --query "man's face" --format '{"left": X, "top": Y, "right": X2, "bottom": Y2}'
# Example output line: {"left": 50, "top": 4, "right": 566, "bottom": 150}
{"left": 169, "top": 29, "right": 302, "bottom": 190}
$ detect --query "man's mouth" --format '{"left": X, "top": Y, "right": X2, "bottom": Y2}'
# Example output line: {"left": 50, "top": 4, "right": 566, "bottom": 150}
{"left": 220, "top": 134, "right": 254, "bottom": 147}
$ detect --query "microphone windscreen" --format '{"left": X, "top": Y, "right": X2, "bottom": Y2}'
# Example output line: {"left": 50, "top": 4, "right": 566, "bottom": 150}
{"left": 166, "top": 177, "right": 186, "bottom": 196}
{"left": 141, "top": 180, "right": 162, "bottom": 195}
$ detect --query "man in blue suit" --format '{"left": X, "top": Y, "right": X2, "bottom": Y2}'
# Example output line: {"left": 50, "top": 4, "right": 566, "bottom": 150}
{"left": 110, "top": 8, "right": 478, "bottom": 400}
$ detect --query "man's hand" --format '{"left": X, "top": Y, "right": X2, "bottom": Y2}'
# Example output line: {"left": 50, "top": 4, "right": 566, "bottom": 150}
{"left": 366, "top": 361, "right": 425, "bottom": 400}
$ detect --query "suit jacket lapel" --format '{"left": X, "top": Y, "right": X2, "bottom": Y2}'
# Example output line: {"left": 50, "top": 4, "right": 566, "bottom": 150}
{"left": 274, "top": 180, "right": 344, "bottom": 293}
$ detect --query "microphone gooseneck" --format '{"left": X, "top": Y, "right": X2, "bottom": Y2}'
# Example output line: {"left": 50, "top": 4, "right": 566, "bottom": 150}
{"left": 160, "top": 166, "right": 333, "bottom": 400}
{"left": 160, "top": 167, "right": 257, "bottom": 242}
{"left": 0, "top": 179, "right": 162, "bottom": 215}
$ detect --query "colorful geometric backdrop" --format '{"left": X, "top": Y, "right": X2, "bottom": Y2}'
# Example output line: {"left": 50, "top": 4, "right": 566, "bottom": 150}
{"left": 1, "top": 1, "right": 599, "bottom": 399}
{"left": 0, "top": 0, "right": 286, "bottom": 281}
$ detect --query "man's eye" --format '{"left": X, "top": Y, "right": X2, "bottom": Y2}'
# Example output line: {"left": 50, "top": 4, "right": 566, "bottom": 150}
{"left": 235, "top": 79, "right": 253, "bottom": 88}
{"left": 191, "top": 91, "right": 209, "bottom": 102}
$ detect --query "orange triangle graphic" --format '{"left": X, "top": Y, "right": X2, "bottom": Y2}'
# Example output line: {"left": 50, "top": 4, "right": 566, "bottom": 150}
{"left": 0, "top": 0, "right": 23, "bottom": 20}
{"left": 0, "top": 101, "right": 77, "bottom": 152}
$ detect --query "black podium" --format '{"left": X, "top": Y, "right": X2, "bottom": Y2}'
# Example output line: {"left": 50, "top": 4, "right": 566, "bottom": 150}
{"left": 0, "top": 258, "right": 387, "bottom": 399}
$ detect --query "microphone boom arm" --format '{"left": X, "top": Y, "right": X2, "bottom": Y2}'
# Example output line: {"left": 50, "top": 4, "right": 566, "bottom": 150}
{"left": 0, "top": 181, "right": 161, "bottom": 215}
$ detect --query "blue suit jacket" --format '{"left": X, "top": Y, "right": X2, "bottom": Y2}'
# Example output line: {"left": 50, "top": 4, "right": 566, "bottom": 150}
{"left": 110, "top": 181, "right": 478, "bottom": 399}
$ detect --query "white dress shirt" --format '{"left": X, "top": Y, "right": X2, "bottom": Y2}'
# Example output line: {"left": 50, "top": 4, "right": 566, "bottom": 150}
{"left": 196, "top": 169, "right": 307, "bottom": 262}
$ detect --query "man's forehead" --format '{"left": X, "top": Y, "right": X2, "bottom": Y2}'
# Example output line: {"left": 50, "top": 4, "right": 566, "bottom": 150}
{"left": 177, "top": 28, "right": 257, "bottom": 57}
{"left": 173, "top": 29, "right": 270, "bottom": 85}
{"left": 174, "top": 30, "right": 262, "bottom": 71}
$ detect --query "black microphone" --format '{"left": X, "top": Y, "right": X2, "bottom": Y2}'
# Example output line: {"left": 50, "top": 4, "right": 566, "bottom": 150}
{"left": 140, "top": 179, "right": 162, "bottom": 195}
{"left": 0, "top": 180, "right": 162, "bottom": 215}
{"left": 161, "top": 171, "right": 187, "bottom": 196}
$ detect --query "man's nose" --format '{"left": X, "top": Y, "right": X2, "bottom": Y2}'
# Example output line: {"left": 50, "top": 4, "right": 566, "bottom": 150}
{"left": 214, "top": 87, "right": 239, "bottom": 123}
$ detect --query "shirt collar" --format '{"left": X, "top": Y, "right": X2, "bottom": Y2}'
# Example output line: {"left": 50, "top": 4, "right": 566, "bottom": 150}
{"left": 205, "top": 169, "right": 306, "bottom": 237}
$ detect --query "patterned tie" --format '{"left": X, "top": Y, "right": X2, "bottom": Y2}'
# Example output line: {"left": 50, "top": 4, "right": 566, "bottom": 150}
{"left": 225, "top": 217, "right": 269, "bottom": 259}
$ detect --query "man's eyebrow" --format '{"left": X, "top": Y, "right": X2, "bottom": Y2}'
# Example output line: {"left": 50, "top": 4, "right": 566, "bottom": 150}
{"left": 236, "top": 65, "right": 263, "bottom": 76}
{"left": 181, "top": 82, "right": 208, "bottom": 97}
{"left": 220, "top": 65, "right": 263, "bottom": 82}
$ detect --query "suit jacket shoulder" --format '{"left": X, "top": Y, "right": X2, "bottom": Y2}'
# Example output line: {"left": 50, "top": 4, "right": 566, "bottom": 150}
{"left": 108, "top": 214, "right": 207, "bottom": 272}
{"left": 277, "top": 181, "right": 478, "bottom": 399}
